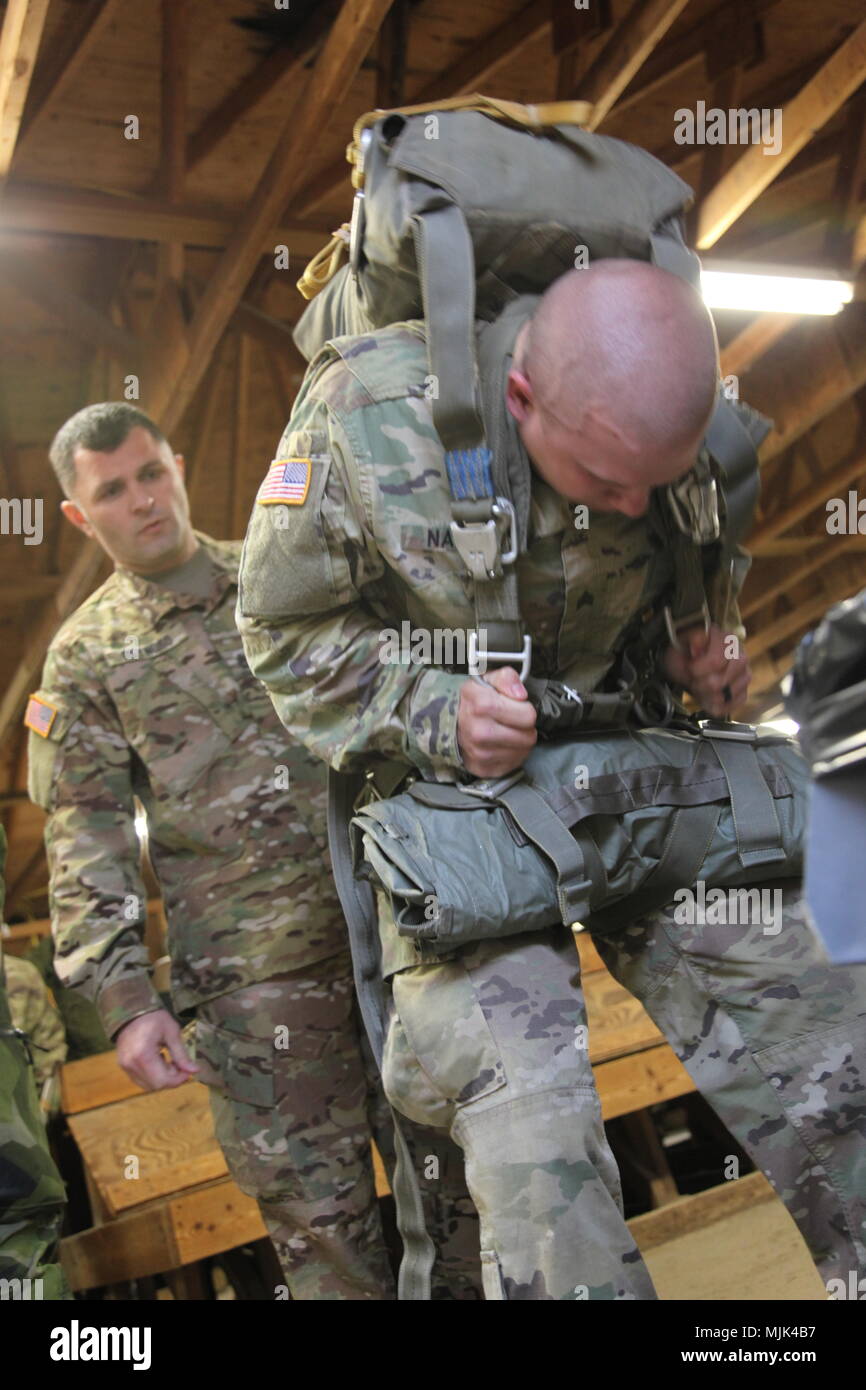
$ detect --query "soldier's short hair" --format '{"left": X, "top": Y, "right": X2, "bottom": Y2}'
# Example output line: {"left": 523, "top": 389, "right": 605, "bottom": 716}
{"left": 49, "top": 403, "right": 169, "bottom": 498}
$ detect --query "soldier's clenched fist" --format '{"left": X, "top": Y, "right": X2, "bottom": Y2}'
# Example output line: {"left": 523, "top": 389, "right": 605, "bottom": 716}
{"left": 457, "top": 666, "right": 538, "bottom": 777}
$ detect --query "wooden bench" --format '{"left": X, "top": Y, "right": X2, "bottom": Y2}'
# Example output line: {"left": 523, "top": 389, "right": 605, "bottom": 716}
{"left": 59, "top": 947, "right": 821, "bottom": 1298}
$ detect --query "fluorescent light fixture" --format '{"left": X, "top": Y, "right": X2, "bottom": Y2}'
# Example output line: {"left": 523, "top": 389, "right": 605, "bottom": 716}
{"left": 701, "top": 264, "right": 854, "bottom": 316}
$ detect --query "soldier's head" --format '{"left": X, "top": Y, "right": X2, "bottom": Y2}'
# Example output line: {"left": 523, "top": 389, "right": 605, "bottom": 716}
{"left": 50, "top": 403, "right": 198, "bottom": 574}
{"left": 506, "top": 261, "right": 719, "bottom": 517}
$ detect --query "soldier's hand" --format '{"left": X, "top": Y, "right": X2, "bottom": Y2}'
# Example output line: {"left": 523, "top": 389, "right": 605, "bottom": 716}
{"left": 661, "top": 623, "right": 751, "bottom": 717}
{"left": 457, "top": 666, "right": 538, "bottom": 777}
{"left": 115, "top": 1008, "right": 199, "bottom": 1091}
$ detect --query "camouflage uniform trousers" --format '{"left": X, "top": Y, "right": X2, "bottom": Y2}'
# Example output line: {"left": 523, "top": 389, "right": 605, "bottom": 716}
{"left": 0, "top": 985, "right": 71, "bottom": 1300}
{"left": 195, "top": 947, "right": 482, "bottom": 1300}
{"left": 380, "top": 880, "right": 866, "bottom": 1300}
{"left": 381, "top": 917, "right": 653, "bottom": 1300}
{"left": 594, "top": 876, "right": 866, "bottom": 1291}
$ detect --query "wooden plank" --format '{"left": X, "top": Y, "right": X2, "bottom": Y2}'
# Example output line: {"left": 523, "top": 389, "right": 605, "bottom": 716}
{"left": 0, "top": 246, "right": 141, "bottom": 362}
{"left": 758, "top": 323, "right": 866, "bottom": 465}
{"left": 0, "top": 182, "right": 331, "bottom": 254}
{"left": 640, "top": 1188, "right": 826, "bottom": 1300}
{"left": 229, "top": 333, "right": 250, "bottom": 538}
{"left": 583, "top": 968, "right": 664, "bottom": 1064}
{"left": 719, "top": 314, "right": 797, "bottom": 379}
{"left": 67, "top": 1080, "right": 229, "bottom": 1216}
{"left": 60, "top": 1177, "right": 267, "bottom": 1290}
{"left": 580, "top": 0, "right": 693, "bottom": 132}
{"left": 157, "top": 0, "right": 189, "bottom": 287}
{"left": 0, "top": 0, "right": 50, "bottom": 182}
{"left": 749, "top": 449, "right": 866, "bottom": 547}
{"left": 630, "top": 1170, "right": 774, "bottom": 1250}
{"left": 61, "top": 1051, "right": 143, "bottom": 1117}
{"left": 154, "top": 0, "right": 397, "bottom": 437}
{"left": 697, "top": 20, "right": 866, "bottom": 248}
{"left": 594, "top": 1043, "right": 695, "bottom": 1120}
{"left": 17, "top": 0, "right": 115, "bottom": 146}
{"left": 185, "top": 1, "right": 339, "bottom": 173}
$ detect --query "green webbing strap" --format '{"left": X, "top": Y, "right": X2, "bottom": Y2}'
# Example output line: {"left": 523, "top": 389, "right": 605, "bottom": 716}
{"left": 413, "top": 204, "right": 484, "bottom": 450}
{"left": 585, "top": 801, "right": 721, "bottom": 933}
{"left": 327, "top": 769, "right": 436, "bottom": 1301}
{"left": 705, "top": 737, "right": 788, "bottom": 869}
{"left": 498, "top": 781, "right": 596, "bottom": 924}
{"left": 703, "top": 396, "right": 761, "bottom": 547}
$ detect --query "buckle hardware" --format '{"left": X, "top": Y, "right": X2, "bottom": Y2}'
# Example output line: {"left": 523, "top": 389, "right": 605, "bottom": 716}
{"left": 450, "top": 497, "right": 517, "bottom": 580}
{"left": 468, "top": 631, "right": 532, "bottom": 682}
{"left": 667, "top": 467, "right": 720, "bottom": 544}
{"left": 698, "top": 718, "right": 757, "bottom": 742}
{"left": 663, "top": 601, "right": 711, "bottom": 652}
{"left": 458, "top": 770, "right": 525, "bottom": 801}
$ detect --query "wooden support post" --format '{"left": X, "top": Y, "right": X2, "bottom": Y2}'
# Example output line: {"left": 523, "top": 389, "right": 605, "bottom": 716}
{"left": 0, "top": 0, "right": 51, "bottom": 185}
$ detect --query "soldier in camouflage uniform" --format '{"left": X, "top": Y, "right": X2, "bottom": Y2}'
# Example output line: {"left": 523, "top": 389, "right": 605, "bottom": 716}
{"left": 3, "top": 953, "right": 67, "bottom": 1095}
{"left": 25, "top": 402, "right": 482, "bottom": 1300}
{"left": 237, "top": 261, "right": 866, "bottom": 1299}
{"left": 0, "top": 826, "right": 72, "bottom": 1300}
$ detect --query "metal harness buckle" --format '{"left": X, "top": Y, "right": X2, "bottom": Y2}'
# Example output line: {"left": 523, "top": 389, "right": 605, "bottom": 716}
{"left": 468, "top": 631, "right": 532, "bottom": 682}
{"left": 450, "top": 497, "right": 517, "bottom": 581}
{"left": 663, "top": 600, "right": 711, "bottom": 652}
{"left": 667, "top": 465, "right": 720, "bottom": 544}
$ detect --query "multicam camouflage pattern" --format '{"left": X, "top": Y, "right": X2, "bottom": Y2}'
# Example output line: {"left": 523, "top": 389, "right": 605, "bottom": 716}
{"left": 27, "top": 531, "right": 347, "bottom": 1039}
{"left": 25, "top": 533, "right": 404, "bottom": 1299}
{"left": 195, "top": 950, "right": 394, "bottom": 1300}
{"left": 596, "top": 878, "right": 866, "bottom": 1286}
{"left": 0, "top": 827, "right": 71, "bottom": 1300}
{"left": 3, "top": 955, "right": 67, "bottom": 1090}
{"left": 196, "top": 947, "right": 483, "bottom": 1300}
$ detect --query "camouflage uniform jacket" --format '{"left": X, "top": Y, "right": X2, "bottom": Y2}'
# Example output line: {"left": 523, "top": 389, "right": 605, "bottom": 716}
{"left": 2, "top": 955, "right": 67, "bottom": 1089}
{"left": 27, "top": 532, "right": 345, "bottom": 1038}
{"left": 237, "top": 323, "right": 747, "bottom": 973}
{"left": 237, "top": 321, "right": 745, "bottom": 775}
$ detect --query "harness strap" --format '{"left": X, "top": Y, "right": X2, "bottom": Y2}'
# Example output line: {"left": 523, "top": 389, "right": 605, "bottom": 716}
{"left": 327, "top": 769, "right": 436, "bottom": 1301}
{"left": 413, "top": 205, "right": 483, "bottom": 451}
{"left": 498, "top": 780, "right": 596, "bottom": 924}
{"left": 584, "top": 801, "right": 721, "bottom": 933}
{"left": 705, "top": 736, "right": 788, "bottom": 869}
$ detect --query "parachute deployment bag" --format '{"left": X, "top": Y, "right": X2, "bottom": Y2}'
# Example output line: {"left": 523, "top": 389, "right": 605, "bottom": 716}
{"left": 351, "top": 723, "right": 808, "bottom": 945}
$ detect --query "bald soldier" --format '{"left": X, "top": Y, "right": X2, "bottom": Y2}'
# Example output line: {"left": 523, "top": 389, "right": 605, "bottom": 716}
{"left": 25, "top": 403, "right": 484, "bottom": 1300}
{"left": 238, "top": 262, "right": 866, "bottom": 1299}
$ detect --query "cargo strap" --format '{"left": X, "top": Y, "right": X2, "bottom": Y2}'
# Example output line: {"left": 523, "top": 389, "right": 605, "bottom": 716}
{"left": 703, "top": 733, "right": 788, "bottom": 869}
{"left": 327, "top": 769, "right": 436, "bottom": 1301}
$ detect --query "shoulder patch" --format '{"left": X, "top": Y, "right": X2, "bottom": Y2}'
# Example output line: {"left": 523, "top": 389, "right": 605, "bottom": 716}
{"left": 257, "top": 457, "right": 312, "bottom": 507}
{"left": 24, "top": 693, "right": 58, "bottom": 737}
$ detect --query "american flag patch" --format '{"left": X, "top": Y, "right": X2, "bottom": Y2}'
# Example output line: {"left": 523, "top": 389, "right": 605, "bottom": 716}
{"left": 24, "top": 693, "right": 58, "bottom": 738}
{"left": 257, "top": 457, "right": 312, "bottom": 507}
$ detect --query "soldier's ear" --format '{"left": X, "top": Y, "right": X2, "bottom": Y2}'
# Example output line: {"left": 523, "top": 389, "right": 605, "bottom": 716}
{"left": 506, "top": 366, "right": 534, "bottom": 425}
{"left": 60, "top": 499, "right": 94, "bottom": 538}
{"left": 174, "top": 454, "right": 186, "bottom": 477}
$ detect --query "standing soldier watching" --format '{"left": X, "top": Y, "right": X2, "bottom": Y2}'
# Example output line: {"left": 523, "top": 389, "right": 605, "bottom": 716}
{"left": 24, "top": 403, "right": 445, "bottom": 1300}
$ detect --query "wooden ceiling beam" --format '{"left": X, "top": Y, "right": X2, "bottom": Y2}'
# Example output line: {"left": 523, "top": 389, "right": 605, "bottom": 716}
{"left": 697, "top": 19, "right": 866, "bottom": 249}
{"left": 17, "top": 0, "right": 115, "bottom": 147}
{"left": 719, "top": 314, "right": 798, "bottom": 380}
{"left": 0, "top": 0, "right": 50, "bottom": 184}
{"left": 749, "top": 448, "right": 866, "bottom": 548}
{"left": 292, "top": 0, "right": 550, "bottom": 217}
{"left": 579, "top": 0, "right": 694, "bottom": 132}
{"left": 157, "top": 0, "right": 189, "bottom": 287}
{"left": 185, "top": 1, "right": 339, "bottom": 173}
{"left": 741, "top": 534, "right": 863, "bottom": 621}
{"left": 0, "top": 182, "right": 331, "bottom": 253}
{"left": 152, "top": 0, "right": 397, "bottom": 437}
{"left": 757, "top": 313, "right": 866, "bottom": 464}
